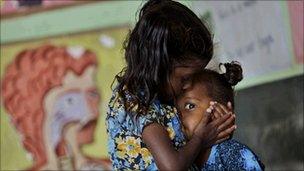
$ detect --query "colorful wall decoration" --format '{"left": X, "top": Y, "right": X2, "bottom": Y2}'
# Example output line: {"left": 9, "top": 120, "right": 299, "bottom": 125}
{"left": 0, "top": 0, "right": 87, "bottom": 17}
{"left": 0, "top": 26, "right": 129, "bottom": 170}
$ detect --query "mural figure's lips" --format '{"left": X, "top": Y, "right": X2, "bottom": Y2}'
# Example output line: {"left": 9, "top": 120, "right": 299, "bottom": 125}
{"left": 77, "top": 119, "right": 98, "bottom": 144}
{"left": 81, "top": 119, "right": 98, "bottom": 131}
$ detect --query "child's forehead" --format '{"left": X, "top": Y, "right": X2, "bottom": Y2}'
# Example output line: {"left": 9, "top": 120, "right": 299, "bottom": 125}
{"left": 181, "top": 83, "right": 209, "bottom": 100}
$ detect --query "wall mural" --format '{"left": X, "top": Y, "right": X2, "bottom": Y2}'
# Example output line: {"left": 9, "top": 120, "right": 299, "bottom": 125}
{"left": 1, "top": 26, "right": 129, "bottom": 170}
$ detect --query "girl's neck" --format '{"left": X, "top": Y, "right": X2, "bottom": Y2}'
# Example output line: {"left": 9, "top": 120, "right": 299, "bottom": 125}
{"left": 195, "top": 147, "right": 212, "bottom": 168}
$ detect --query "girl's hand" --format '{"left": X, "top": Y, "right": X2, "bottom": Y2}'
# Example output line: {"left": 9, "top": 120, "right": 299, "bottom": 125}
{"left": 210, "top": 101, "right": 236, "bottom": 140}
{"left": 211, "top": 101, "right": 233, "bottom": 119}
{"left": 192, "top": 103, "right": 236, "bottom": 148}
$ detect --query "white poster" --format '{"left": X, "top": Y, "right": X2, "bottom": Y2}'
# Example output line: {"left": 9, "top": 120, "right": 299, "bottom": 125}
{"left": 193, "top": 1, "right": 293, "bottom": 78}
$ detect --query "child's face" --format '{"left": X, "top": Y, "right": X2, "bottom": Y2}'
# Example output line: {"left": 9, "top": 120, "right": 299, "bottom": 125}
{"left": 177, "top": 83, "right": 211, "bottom": 139}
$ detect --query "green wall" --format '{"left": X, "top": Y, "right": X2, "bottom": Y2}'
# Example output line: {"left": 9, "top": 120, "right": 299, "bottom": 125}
{"left": 1, "top": 0, "right": 302, "bottom": 90}
{"left": 1, "top": 1, "right": 142, "bottom": 43}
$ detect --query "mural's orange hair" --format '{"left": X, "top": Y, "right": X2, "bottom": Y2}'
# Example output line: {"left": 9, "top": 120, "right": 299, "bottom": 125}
{"left": 1, "top": 45, "right": 97, "bottom": 170}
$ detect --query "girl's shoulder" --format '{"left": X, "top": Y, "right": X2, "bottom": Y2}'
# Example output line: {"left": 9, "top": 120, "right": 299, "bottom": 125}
{"left": 107, "top": 87, "right": 169, "bottom": 134}
{"left": 107, "top": 86, "right": 186, "bottom": 144}
{"left": 215, "top": 139, "right": 265, "bottom": 170}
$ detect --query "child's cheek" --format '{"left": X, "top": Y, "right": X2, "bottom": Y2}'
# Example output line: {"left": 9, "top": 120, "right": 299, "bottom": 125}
{"left": 183, "top": 115, "right": 199, "bottom": 137}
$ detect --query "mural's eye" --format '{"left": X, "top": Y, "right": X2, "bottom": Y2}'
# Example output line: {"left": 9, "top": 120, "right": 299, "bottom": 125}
{"left": 184, "top": 103, "right": 196, "bottom": 110}
{"left": 66, "top": 97, "right": 75, "bottom": 106}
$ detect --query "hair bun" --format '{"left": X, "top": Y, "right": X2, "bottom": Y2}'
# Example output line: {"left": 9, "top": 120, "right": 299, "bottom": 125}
{"left": 220, "top": 61, "right": 243, "bottom": 86}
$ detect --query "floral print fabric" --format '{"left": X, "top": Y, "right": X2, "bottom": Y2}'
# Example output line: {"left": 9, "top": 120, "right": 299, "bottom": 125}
{"left": 106, "top": 88, "right": 187, "bottom": 170}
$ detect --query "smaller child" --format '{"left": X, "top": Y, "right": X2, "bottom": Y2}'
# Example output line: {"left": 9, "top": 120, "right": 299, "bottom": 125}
{"left": 176, "top": 61, "right": 265, "bottom": 171}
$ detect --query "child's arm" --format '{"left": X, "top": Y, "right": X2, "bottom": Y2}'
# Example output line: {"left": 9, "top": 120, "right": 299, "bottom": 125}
{"left": 143, "top": 106, "right": 236, "bottom": 171}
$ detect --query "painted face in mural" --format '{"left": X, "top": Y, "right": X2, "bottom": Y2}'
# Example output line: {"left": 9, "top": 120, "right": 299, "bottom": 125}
{"left": 45, "top": 66, "right": 99, "bottom": 149}
{"left": 1, "top": 45, "right": 111, "bottom": 170}
{"left": 43, "top": 65, "right": 109, "bottom": 170}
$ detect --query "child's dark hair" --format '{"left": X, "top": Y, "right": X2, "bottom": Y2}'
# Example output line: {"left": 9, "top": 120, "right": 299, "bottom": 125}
{"left": 115, "top": 0, "right": 214, "bottom": 113}
{"left": 191, "top": 61, "right": 243, "bottom": 109}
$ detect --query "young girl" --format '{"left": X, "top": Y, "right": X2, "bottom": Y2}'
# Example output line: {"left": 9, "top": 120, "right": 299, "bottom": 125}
{"left": 106, "top": 0, "right": 236, "bottom": 170}
{"left": 177, "top": 62, "right": 265, "bottom": 170}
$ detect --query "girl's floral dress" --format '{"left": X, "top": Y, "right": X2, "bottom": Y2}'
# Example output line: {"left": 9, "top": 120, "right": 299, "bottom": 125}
{"left": 106, "top": 88, "right": 187, "bottom": 170}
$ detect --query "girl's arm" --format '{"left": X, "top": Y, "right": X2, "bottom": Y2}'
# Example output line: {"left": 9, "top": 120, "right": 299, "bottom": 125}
{"left": 143, "top": 106, "right": 236, "bottom": 171}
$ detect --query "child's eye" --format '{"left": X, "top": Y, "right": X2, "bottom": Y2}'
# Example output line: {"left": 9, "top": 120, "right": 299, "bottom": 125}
{"left": 184, "top": 103, "right": 196, "bottom": 110}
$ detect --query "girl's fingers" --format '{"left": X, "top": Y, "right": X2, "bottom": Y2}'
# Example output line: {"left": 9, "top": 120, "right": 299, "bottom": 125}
{"left": 211, "top": 113, "right": 216, "bottom": 120}
{"left": 214, "top": 104, "right": 225, "bottom": 117}
{"left": 214, "top": 136, "right": 230, "bottom": 144}
{"left": 227, "top": 101, "right": 233, "bottom": 110}
{"left": 217, "top": 114, "right": 236, "bottom": 132}
{"left": 210, "top": 101, "right": 225, "bottom": 117}
{"left": 210, "top": 113, "right": 231, "bottom": 127}
{"left": 217, "top": 125, "right": 237, "bottom": 139}
{"left": 217, "top": 103, "right": 231, "bottom": 115}
{"left": 213, "top": 109, "right": 221, "bottom": 119}
{"left": 208, "top": 102, "right": 217, "bottom": 119}
{"left": 200, "top": 106, "right": 213, "bottom": 126}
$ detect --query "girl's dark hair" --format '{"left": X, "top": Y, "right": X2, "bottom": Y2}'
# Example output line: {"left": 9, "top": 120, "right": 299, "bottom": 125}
{"left": 115, "top": 0, "right": 214, "bottom": 113}
{"left": 191, "top": 61, "right": 243, "bottom": 109}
